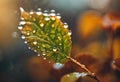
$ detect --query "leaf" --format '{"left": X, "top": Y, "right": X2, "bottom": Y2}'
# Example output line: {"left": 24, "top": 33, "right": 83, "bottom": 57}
{"left": 60, "top": 72, "right": 88, "bottom": 82}
{"left": 18, "top": 8, "right": 72, "bottom": 63}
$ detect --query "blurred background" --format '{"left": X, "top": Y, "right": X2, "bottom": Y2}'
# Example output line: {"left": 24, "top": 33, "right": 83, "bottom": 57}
{"left": 0, "top": 0, "right": 120, "bottom": 82}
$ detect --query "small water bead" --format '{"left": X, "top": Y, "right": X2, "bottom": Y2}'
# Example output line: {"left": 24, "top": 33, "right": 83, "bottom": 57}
{"left": 42, "top": 53, "right": 46, "bottom": 56}
{"left": 21, "top": 35, "right": 25, "bottom": 39}
{"left": 53, "top": 48, "right": 57, "bottom": 52}
{"left": 37, "top": 54, "right": 40, "bottom": 56}
{"left": 40, "top": 23, "right": 44, "bottom": 27}
{"left": 53, "top": 63, "right": 64, "bottom": 69}
{"left": 43, "top": 57, "right": 46, "bottom": 60}
{"left": 58, "top": 36, "right": 61, "bottom": 40}
{"left": 24, "top": 41, "right": 27, "bottom": 44}
{"left": 45, "top": 17, "right": 50, "bottom": 21}
{"left": 26, "top": 32, "right": 30, "bottom": 36}
{"left": 56, "top": 15, "right": 61, "bottom": 19}
{"left": 30, "top": 10, "right": 34, "bottom": 14}
{"left": 32, "top": 30, "right": 36, "bottom": 33}
{"left": 51, "top": 17, "right": 55, "bottom": 20}
{"left": 19, "top": 21, "right": 26, "bottom": 25}
{"left": 56, "top": 13, "right": 61, "bottom": 19}
{"left": 50, "top": 10, "right": 55, "bottom": 13}
{"left": 64, "top": 23, "right": 68, "bottom": 28}
{"left": 34, "top": 50, "right": 37, "bottom": 52}
{"left": 21, "top": 17, "right": 24, "bottom": 20}
{"left": 36, "top": 8, "right": 42, "bottom": 15}
{"left": 20, "top": 7, "right": 24, "bottom": 12}
{"left": 68, "top": 31, "right": 72, "bottom": 36}
{"left": 50, "top": 13, "right": 56, "bottom": 16}
{"left": 28, "top": 47, "right": 31, "bottom": 49}
{"left": 43, "top": 10, "right": 49, "bottom": 16}
{"left": 37, "top": 8, "right": 41, "bottom": 11}
{"left": 33, "top": 41, "right": 37, "bottom": 45}
{"left": 18, "top": 26, "right": 22, "bottom": 30}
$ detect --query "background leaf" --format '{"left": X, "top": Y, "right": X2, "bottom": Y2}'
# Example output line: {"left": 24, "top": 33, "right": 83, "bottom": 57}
{"left": 60, "top": 72, "right": 87, "bottom": 82}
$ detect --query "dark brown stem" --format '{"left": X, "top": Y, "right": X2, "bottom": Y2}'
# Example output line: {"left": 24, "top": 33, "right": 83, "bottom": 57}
{"left": 68, "top": 56, "right": 100, "bottom": 82}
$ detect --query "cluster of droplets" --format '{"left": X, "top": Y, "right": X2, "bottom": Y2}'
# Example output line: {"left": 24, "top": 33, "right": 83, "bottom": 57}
{"left": 18, "top": 7, "right": 72, "bottom": 63}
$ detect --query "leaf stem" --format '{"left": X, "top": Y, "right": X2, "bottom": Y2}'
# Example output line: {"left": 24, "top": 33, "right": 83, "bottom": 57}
{"left": 68, "top": 56, "right": 100, "bottom": 82}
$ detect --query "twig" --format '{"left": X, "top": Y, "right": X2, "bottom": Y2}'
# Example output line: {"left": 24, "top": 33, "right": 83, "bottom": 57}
{"left": 68, "top": 57, "right": 100, "bottom": 82}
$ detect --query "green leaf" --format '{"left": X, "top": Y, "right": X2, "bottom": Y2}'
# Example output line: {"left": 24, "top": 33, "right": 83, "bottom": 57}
{"left": 18, "top": 8, "right": 72, "bottom": 63}
{"left": 60, "top": 72, "right": 88, "bottom": 82}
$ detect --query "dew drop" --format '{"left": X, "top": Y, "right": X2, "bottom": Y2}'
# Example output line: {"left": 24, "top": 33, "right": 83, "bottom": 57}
{"left": 51, "top": 17, "right": 55, "bottom": 20}
{"left": 50, "top": 10, "right": 55, "bottom": 13}
{"left": 26, "top": 32, "right": 30, "bottom": 36}
{"left": 21, "top": 35, "right": 25, "bottom": 39}
{"left": 24, "top": 41, "right": 27, "bottom": 44}
{"left": 40, "top": 23, "right": 44, "bottom": 27}
{"left": 50, "top": 13, "right": 56, "bottom": 16}
{"left": 58, "top": 36, "right": 61, "bottom": 40}
{"left": 36, "top": 8, "right": 42, "bottom": 15}
{"left": 64, "top": 23, "right": 68, "bottom": 28}
{"left": 53, "top": 48, "right": 57, "bottom": 52}
{"left": 43, "top": 10, "right": 49, "bottom": 16}
{"left": 34, "top": 50, "right": 37, "bottom": 52}
{"left": 56, "top": 16, "right": 61, "bottom": 19}
{"left": 30, "top": 10, "right": 34, "bottom": 14}
{"left": 43, "top": 57, "right": 46, "bottom": 60}
{"left": 33, "top": 30, "right": 36, "bottom": 33}
{"left": 33, "top": 41, "right": 37, "bottom": 45}
{"left": 56, "top": 13, "right": 61, "bottom": 19}
{"left": 21, "top": 17, "right": 24, "bottom": 20}
{"left": 19, "top": 21, "right": 26, "bottom": 25}
{"left": 45, "top": 17, "right": 50, "bottom": 21}
{"left": 68, "top": 31, "right": 72, "bottom": 35}
{"left": 42, "top": 53, "right": 46, "bottom": 56}
{"left": 53, "top": 63, "right": 64, "bottom": 69}
{"left": 37, "top": 8, "right": 41, "bottom": 11}
{"left": 28, "top": 47, "right": 31, "bottom": 49}
{"left": 37, "top": 54, "right": 40, "bottom": 56}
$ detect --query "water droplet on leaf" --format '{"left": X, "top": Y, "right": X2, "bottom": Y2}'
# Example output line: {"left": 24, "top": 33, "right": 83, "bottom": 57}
{"left": 64, "top": 23, "right": 68, "bottom": 28}
{"left": 53, "top": 48, "right": 57, "bottom": 52}
{"left": 21, "top": 35, "right": 25, "bottom": 39}
{"left": 40, "top": 23, "right": 44, "bottom": 27}
{"left": 53, "top": 63, "right": 64, "bottom": 69}
{"left": 33, "top": 41, "right": 37, "bottom": 45}
{"left": 33, "top": 30, "right": 36, "bottom": 33}
{"left": 68, "top": 31, "right": 72, "bottom": 35}
{"left": 19, "top": 21, "right": 26, "bottom": 25}
{"left": 24, "top": 41, "right": 27, "bottom": 44}
{"left": 45, "top": 17, "right": 50, "bottom": 21}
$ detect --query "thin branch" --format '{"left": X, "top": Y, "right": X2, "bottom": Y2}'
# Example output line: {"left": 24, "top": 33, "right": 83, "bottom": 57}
{"left": 68, "top": 56, "right": 100, "bottom": 82}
